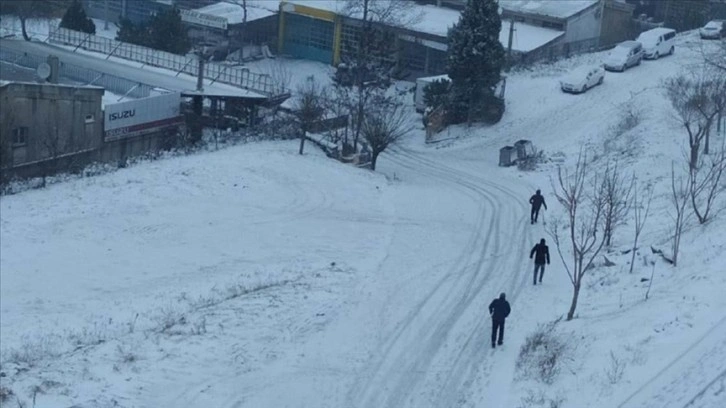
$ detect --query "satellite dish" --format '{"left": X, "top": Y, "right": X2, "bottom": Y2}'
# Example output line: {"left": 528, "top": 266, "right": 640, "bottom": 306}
{"left": 36, "top": 63, "right": 51, "bottom": 80}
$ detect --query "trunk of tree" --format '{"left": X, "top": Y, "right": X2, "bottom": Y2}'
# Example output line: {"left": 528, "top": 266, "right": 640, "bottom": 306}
{"left": 705, "top": 129, "right": 710, "bottom": 155}
{"left": 299, "top": 130, "right": 306, "bottom": 155}
{"left": 20, "top": 16, "right": 30, "bottom": 41}
{"left": 370, "top": 150, "right": 379, "bottom": 171}
{"left": 353, "top": 102, "right": 363, "bottom": 151}
{"left": 605, "top": 218, "right": 613, "bottom": 247}
{"left": 567, "top": 282, "right": 581, "bottom": 321}
{"left": 690, "top": 143, "right": 700, "bottom": 170}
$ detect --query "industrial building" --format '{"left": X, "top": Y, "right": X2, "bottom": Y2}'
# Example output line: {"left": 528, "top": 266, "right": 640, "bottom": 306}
{"left": 0, "top": 81, "right": 105, "bottom": 174}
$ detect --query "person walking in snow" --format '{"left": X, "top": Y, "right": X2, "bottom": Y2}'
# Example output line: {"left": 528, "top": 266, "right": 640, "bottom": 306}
{"left": 489, "top": 293, "right": 511, "bottom": 348}
{"left": 529, "top": 189, "right": 547, "bottom": 224}
{"left": 530, "top": 238, "right": 550, "bottom": 285}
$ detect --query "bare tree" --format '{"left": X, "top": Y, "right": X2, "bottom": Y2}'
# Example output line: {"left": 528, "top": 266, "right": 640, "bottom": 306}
{"left": 602, "top": 161, "right": 634, "bottom": 248}
{"left": 688, "top": 146, "right": 726, "bottom": 224}
{"left": 665, "top": 69, "right": 726, "bottom": 168}
{"left": 293, "top": 76, "right": 328, "bottom": 155}
{"left": 227, "top": 0, "right": 248, "bottom": 54}
{"left": 628, "top": 180, "right": 653, "bottom": 274}
{"left": 2, "top": 0, "right": 68, "bottom": 41}
{"left": 702, "top": 37, "right": 726, "bottom": 72}
{"left": 360, "top": 96, "right": 411, "bottom": 171}
{"left": 334, "top": 0, "right": 421, "bottom": 152}
{"left": 669, "top": 163, "right": 690, "bottom": 267}
{"left": 265, "top": 59, "right": 293, "bottom": 96}
{"left": 547, "top": 152, "right": 607, "bottom": 321}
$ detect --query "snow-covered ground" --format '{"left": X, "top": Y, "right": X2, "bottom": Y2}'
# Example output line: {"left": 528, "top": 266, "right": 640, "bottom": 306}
{"left": 1, "top": 31, "right": 726, "bottom": 408}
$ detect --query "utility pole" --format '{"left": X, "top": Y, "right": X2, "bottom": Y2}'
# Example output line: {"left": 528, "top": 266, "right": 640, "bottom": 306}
{"left": 104, "top": 0, "right": 109, "bottom": 30}
{"left": 506, "top": 19, "right": 515, "bottom": 71}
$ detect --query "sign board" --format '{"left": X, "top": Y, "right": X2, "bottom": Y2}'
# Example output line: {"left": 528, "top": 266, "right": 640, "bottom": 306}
{"left": 180, "top": 9, "right": 228, "bottom": 30}
{"left": 104, "top": 92, "right": 183, "bottom": 142}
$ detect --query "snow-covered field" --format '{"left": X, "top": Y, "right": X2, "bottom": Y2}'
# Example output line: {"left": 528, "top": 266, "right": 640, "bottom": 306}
{"left": 1, "top": 31, "right": 726, "bottom": 408}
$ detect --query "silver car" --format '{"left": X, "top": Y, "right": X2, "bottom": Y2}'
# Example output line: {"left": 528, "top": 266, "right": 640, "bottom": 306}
{"left": 700, "top": 20, "right": 725, "bottom": 39}
{"left": 560, "top": 65, "right": 605, "bottom": 94}
{"left": 603, "top": 41, "right": 644, "bottom": 72}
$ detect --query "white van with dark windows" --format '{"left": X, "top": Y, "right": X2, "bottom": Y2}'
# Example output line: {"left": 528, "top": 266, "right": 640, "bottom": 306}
{"left": 636, "top": 27, "right": 676, "bottom": 59}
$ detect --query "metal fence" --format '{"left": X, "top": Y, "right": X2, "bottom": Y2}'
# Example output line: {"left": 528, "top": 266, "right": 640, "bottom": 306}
{"left": 48, "top": 26, "right": 286, "bottom": 97}
{"left": 0, "top": 48, "right": 153, "bottom": 98}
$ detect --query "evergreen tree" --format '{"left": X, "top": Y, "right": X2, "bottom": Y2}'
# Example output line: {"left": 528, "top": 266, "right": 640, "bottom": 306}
{"left": 60, "top": 0, "right": 96, "bottom": 34}
{"left": 116, "top": 18, "right": 145, "bottom": 46}
{"left": 147, "top": 7, "right": 191, "bottom": 55}
{"left": 446, "top": 0, "right": 505, "bottom": 124}
{"left": 114, "top": 7, "right": 190, "bottom": 55}
{"left": 423, "top": 78, "right": 451, "bottom": 112}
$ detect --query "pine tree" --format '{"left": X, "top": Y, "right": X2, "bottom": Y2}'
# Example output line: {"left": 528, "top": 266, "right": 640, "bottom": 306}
{"left": 147, "top": 7, "right": 191, "bottom": 55}
{"left": 60, "top": 0, "right": 96, "bottom": 34}
{"left": 446, "top": 0, "right": 505, "bottom": 125}
{"left": 114, "top": 7, "right": 190, "bottom": 55}
{"left": 116, "top": 18, "right": 144, "bottom": 46}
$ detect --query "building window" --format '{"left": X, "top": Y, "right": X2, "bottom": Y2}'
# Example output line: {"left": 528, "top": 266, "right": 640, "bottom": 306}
{"left": 12, "top": 127, "right": 28, "bottom": 147}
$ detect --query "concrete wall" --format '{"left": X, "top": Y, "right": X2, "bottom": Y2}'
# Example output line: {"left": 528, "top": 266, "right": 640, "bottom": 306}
{"left": 601, "top": 0, "right": 638, "bottom": 47}
{"left": 1, "top": 128, "right": 181, "bottom": 183}
{"left": 563, "top": 4, "right": 602, "bottom": 43}
{"left": 0, "top": 82, "right": 105, "bottom": 169}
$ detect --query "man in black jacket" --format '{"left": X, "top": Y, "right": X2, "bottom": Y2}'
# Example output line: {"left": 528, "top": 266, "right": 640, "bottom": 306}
{"left": 529, "top": 189, "right": 547, "bottom": 224}
{"left": 530, "top": 238, "right": 550, "bottom": 285}
{"left": 488, "top": 293, "right": 511, "bottom": 348}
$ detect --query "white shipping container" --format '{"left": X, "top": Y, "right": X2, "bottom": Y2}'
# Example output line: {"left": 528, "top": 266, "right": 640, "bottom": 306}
{"left": 104, "top": 92, "right": 181, "bottom": 132}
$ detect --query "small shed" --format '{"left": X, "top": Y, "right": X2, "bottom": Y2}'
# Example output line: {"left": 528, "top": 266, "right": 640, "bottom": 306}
{"left": 499, "top": 145, "right": 517, "bottom": 167}
{"left": 514, "top": 139, "right": 535, "bottom": 160}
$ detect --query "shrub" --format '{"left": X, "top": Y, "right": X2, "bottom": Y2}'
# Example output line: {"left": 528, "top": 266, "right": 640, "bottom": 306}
{"left": 516, "top": 320, "right": 567, "bottom": 385}
{"left": 517, "top": 148, "right": 546, "bottom": 172}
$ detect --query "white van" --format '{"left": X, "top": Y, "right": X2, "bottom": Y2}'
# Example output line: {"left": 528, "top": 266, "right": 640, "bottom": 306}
{"left": 636, "top": 27, "right": 676, "bottom": 59}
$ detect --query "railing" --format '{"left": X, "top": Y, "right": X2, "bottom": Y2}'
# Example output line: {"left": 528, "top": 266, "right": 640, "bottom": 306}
{"left": 0, "top": 48, "right": 154, "bottom": 99}
{"left": 48, "top": 26, "right": 287, "bottom": 98}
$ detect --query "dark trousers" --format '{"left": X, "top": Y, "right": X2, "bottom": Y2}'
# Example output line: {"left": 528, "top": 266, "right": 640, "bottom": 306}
{"left": 534, "top": 263, "right": 545, "bottom": 284}
{"left": 491, "top": 318, "right": 505, "bottom": 346}
{"left": 531, "top": 206, "right": 541, "bottom": 223}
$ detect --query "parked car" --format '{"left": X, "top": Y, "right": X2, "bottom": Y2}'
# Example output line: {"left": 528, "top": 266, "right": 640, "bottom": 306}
{"left": 700, "top": 20, "right": 725, "bottom": 39}
{"left": 636, "top": 27, "right": 676, "bottom": 59}
{"left": 560, "top": 65, "right": 605, "bottom": 94}
{"left": 604, "top": 41, "right": 644, "bottom": 72}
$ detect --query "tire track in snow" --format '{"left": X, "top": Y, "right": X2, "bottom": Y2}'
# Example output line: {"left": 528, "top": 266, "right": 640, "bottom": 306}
{"left": 393, "top": 147, "right": 535, "bottom": 407}
{"left": 617, "top": 315, "right": 726, "bottom": 408}
{"left": 347, "top": 150, "right": 497, "bottom": 407}
{"left": 346, "top": 146, "right": 533, "bottom": 408}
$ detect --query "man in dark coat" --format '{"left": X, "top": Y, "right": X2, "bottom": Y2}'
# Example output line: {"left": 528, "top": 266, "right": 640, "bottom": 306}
{"left": 488, "top": 293, "right": 511, "bottom": 348}
{"left": 530, "top": 238, "right": 550, "bottom": 285}
{"left": 529, "top": 189, "right": 547, "bottom": 224}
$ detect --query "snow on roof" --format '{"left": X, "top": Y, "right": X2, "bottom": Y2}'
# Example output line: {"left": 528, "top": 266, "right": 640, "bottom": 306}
{"left": 0, "top": 80, "right": 104, "bottom": 91}
{"left": 283, "top": 0, "right": 459, "bottom": 36}
{"left": 195, "top": 1, "right": 278, "bottom": 25}
{"left": 500, "top": 0, "right": 599, "bottom": 20}
{"left": 501, "top": 22, "right": 563, "bottom": 52}
{"left": 283, "top": 1, "right": 560, "bottom": 52}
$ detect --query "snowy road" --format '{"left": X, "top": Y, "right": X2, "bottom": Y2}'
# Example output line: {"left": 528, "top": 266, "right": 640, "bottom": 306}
{"left": 207, "top": 145, "right": 536, "bottom": 408}
{"left": 347, "top": 147, "right": 536, "bottom": 408}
